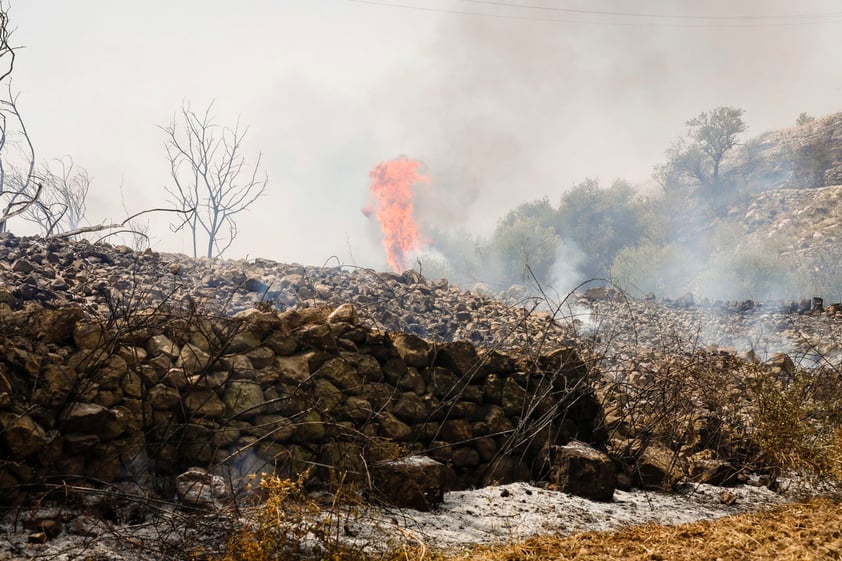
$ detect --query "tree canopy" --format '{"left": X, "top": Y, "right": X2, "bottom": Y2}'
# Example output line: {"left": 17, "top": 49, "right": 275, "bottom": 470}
{"left": 660, "top": 106, "right": 747, "bottom": 201}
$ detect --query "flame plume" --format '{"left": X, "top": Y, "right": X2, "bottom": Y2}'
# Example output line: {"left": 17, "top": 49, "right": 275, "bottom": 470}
{"left": 364, "top": 157, "right": 430, "bottom": 273}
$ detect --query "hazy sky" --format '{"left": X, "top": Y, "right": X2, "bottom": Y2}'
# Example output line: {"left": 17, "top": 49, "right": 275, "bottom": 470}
{"left": 6, "top": 0, "right": 842, "bottom": 270}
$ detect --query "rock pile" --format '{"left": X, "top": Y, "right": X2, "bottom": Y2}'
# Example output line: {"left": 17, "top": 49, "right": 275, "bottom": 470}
{"left": 0, "top": 232, "right": 571, "bottom": 354}
{"left": 4, "top": 232, "right": 842, "bottom": 367}
{"left": 576, "top": 287, "right": 842, "bottom": 370}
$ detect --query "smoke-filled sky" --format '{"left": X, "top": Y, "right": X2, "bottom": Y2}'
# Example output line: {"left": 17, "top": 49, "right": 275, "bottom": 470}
{"left": 7, "top": 0, "right": 842, "bottom": 272}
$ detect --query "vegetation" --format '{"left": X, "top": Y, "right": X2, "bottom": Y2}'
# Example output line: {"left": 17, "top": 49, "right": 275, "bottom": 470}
{"left": 18, "top": 156, "right": 91, "bottom": 236}
{"left": 661, "top": 106, "right": 747, "bottom": 200}
{"left": 488, "top": 198, "right": 561, "bottom": 287}
{"left": 419, "top": 178, "right": 653, "bottom": 294}
{"left": 420, "top": 104, "right": 842, "bottom": 303}
{"left": 792, "top": 136, "right": 833, "bottom": 188}
{"left": 222, "top": 472, "right": 346, "bottom": 561}
{"left": 160, "top": 100, "right": 268, "bottom": 259}
{"left": 556, "top": 178, "right": 649, "bottom": 281}
{"left": 609, "top": 240, "right": 684, "bottom": 296}
{"left": 436, "top": 498, "right": 842, "bottom": 561}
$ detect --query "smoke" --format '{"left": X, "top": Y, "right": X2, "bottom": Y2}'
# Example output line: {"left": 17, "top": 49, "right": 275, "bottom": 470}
{"left": 374, "top": 0, "right": 837, "bottom": 228}
{"left": 9, "top": 0, "right": 842, "bottom": 283}
{"left": 547, "top": 240, "right": 588, "bottom": 297}
{"left": 362, "top": 0, "right": 842, "bottom": 298}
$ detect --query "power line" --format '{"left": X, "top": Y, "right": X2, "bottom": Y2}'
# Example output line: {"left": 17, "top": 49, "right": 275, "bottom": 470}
{"left": 345, "top": 0, "right": 842, "bottom": 27}
{"left": 460, "top": 0, "right": 842, "bottom": 21}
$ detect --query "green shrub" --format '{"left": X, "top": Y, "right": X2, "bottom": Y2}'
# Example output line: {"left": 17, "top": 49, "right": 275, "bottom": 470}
{"left": 609, "top": 241, "right": 685, "bottom": 297}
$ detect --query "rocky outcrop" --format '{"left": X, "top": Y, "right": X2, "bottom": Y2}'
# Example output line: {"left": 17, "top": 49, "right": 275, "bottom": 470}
{"left": 725, "top": 112, "right": 842, "bottom": 193}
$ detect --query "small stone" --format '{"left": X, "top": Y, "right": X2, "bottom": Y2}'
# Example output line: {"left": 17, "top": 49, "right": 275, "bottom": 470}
{"left": 719, "top": 491, "right": 738, "bottom": 505}
{"left": 12, "top": 259, "right": 34, "bottom": 273}
{"left": 28, "top": 532, "right": 48, "bottom": 544}
{"left": 176, "top": 467, "right": 229, "bottom": 509}
{"left": 327, "top": 303, "right": 356, "bottom": 324}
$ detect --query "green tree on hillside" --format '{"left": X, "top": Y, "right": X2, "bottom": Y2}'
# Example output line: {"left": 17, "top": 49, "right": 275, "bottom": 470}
{"left": 489, "top": 198, "right": 560, "bottom": 288}
{"left": 687, "top": 106, "right": 746, "bottom": 183}
{"left": 557, "top": 178, "right": 648, "bottom": 280}
{"left": 661, "top": 106, "right": 747, "bottom": 201}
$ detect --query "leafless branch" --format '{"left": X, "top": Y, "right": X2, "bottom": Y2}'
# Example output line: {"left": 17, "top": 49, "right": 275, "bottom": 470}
{"left": 0, "top": 3, "right": 14, "bottom": 84}
{"left": 0, "top": 181, "right": 41, "bottom": 224}
{"left": 50, "top": 206, "right": 194, "bottom": 239}
{"left": 0, "top": 6, "right": 37, "bottom": 234}
{"left": 18, "top": 155, "right": 91, "bottom": 236}
{"left": 160, "top": 100, "right": 267, "bottom": 258}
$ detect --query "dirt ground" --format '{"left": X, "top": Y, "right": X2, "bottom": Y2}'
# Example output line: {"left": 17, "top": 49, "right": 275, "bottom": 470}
{"left": 3, "top": 483, "right": 838, "bottom": 560}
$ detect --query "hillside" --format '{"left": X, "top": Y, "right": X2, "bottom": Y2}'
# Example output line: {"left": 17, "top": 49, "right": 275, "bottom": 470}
{"left": 2, "top": 227, "right": 842, "bottom": 559}
{"left": 6, "top": 112, "right": 842, "bottom": 558}
{"left": 729, "top": 184, "right": 842, "bottom": 287}
{"left": 726, "top": 112, "right": 842, "bottom": 194}
{"left": 606, "top": 111, "right": 842, "bottom": 302}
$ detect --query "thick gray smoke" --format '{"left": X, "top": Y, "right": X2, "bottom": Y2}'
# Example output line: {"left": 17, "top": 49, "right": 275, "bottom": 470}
{"left": 371, "top": 0, "right": 842, "bottom": 300}
{"left": 7, "top": 1, "right": 842, "bottom": 288}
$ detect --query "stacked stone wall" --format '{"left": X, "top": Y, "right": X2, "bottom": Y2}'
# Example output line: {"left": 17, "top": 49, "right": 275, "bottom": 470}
{"left": 0, "top": 302, "right": 603, "bottom": 507}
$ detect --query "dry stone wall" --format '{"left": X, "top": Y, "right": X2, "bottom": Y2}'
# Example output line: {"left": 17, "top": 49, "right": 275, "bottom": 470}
{"left": 0, "top": 299, "right": 604, "bottom": 508}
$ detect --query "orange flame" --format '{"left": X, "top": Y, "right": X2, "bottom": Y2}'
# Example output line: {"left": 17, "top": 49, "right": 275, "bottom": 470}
{"left": 365, "top": 157, "right": 431, "bottom": 273}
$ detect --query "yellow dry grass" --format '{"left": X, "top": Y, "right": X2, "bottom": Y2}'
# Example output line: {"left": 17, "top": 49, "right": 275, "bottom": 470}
{"left": 440, "top": 498, "right": 842, "bottom": 561}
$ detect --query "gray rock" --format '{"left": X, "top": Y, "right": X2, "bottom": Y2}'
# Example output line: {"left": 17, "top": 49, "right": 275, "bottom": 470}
{"left": 176, "top": 467, "right": 229, "bottom": 509}
{"left": 222, "top": 381, "right": 266, "bottom": 419}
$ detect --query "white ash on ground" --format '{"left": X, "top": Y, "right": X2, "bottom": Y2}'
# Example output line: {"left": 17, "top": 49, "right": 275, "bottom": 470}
{"left": 344, "top": 481, "right": 790, "bottom": 552}
{"left": 2, "top": 481, "right": 788, "bottom": 560}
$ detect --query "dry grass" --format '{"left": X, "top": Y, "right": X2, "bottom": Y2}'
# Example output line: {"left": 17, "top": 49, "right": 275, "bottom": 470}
{"left": 443, "top": 498, "right": 842, "bottom": 561}
{"left": 217, "top": 475, "right": 842, "bottom": 561}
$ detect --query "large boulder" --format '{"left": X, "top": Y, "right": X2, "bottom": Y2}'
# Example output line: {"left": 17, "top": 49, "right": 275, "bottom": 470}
{"left": 0, "top": 414, "right": 49, "bottom": 459}
{"left": 390, "top": 332, "right": 433, "bottom": 369}
{"left": 550, "top": 441, "right": 616, "bottom": 501}
{"left": 372, "top": 456, "right": 450, "bottom": 511}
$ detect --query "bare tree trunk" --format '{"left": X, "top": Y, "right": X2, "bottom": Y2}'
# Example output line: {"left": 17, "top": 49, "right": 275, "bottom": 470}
{"left": 0, "top": 4, "right": 38, "bottom": 234}
{"left": 160, "top": 101, "right": 267, "bottom": 259}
